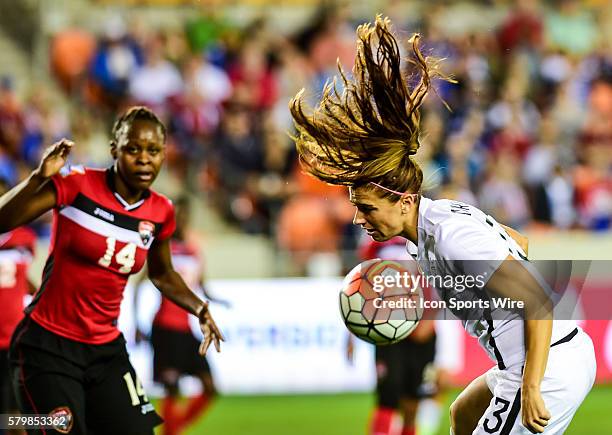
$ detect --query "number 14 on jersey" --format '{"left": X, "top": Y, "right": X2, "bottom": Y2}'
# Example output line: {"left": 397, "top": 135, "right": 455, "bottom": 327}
{"left": 98, "top": 237, "right": 136, "bottom": 273}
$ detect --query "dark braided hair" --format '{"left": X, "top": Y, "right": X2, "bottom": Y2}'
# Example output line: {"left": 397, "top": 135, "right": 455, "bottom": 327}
{"left": 111, "top": 106, "right": 167, "bottom": 144}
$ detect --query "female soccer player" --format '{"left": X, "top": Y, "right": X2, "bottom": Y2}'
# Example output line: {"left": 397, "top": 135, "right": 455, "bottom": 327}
{"left": 0, "top": 106, "right": 223, "bottom": 435}
{"left": 290, "top": 16, "right": 596, "bottom": 435}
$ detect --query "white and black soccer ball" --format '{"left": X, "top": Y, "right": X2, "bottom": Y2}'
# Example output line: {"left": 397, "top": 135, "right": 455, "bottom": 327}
{"left": 339, "top": 258, "right": 423, "bottom": 345}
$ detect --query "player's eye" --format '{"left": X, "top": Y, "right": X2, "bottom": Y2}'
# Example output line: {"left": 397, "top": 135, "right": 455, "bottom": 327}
{"left": 126, "top": 146, "right": 139, "bottom": 154}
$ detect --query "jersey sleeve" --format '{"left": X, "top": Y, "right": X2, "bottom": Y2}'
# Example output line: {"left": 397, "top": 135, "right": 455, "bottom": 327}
{"left": 434, "top": 217, "right": 510, "bottom": 286}
{"left": 156, "top": 199, "right": 176, "bottom": 241}
{"left": 14, "top": 227, "right": 37, "bottom": 255}
{"left": 51, "top": 166, "right": 87, "bottom": 207}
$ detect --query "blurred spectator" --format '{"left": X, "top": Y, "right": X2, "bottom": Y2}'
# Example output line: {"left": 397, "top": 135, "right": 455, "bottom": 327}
{"left": 50, "top": 28, "right": 96, "bottom": 95}
{"left": 227, "top": 40, "right": 278, "bottom": 111}
{"left": 497, "top": 0, "right": 543, "bottom": 54}
{"left": 0, "top": 77, "right": 24, "bottom": 172}
{"left": 209, "top": 99, "right": 266, "bottom": 233}
{"left": 545, "top": 0, "right": 599, "bottom": 56}
{"left": 166, "top": 54, "right": 232, "bottom": 184}
{"left": 70, "top": 112, "right": 111, "bottom": 167}
{"left": 546, "top": 167, "right": 576, "bottom": 229}
{"left": 128, "top": 33, "right": 183, "bottom": 113}
{"left": 89, "top": 16, "right": 143, "bottom": 110}
{"left": 479, "top": 152, "right": 531, "bottom": 229}
{"left": 20, "top": 86, "right": 70, "bottom": 168}
{"left": 574, "top": 145, "right": 612, "bottom": 230}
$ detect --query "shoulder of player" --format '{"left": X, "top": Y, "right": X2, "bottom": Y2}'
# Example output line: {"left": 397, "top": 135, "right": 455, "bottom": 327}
{"left": 147, "top": 189, "right": 174, "bottom": 210}
{"left": 425, "top": 200, "right": 492, "bottom": 250}
{"left": 421, "top": 198, "right": 471, "bottom": 231}
{"left": 146, "top": 189, "right": 175, "bottom": 224}
{"left": 59, "top": 165, "right": 99, "bottom": 179}
{"left": 55, "top": 166, "right": 103, "bottom": 192}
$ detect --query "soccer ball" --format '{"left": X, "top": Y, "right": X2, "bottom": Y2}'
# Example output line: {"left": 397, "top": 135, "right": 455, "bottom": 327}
{"left": 339, "top": 258, "right": 423, "bottom": 345}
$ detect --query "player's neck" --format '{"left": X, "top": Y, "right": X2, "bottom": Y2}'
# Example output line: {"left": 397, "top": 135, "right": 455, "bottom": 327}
{"left": 399, "top": 206, "right": 419, "bottom": 245}
{"left": 113, "top": 170, "right": 145, "bottom": 205}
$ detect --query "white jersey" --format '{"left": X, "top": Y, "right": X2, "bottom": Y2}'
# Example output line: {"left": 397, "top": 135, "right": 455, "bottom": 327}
{"left": 408, "top": 197, "right": 576, "bottom": 370}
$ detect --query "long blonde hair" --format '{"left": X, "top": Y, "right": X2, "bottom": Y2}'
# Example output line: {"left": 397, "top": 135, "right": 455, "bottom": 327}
{"left": 290, "top": 15, "right": 447, "bottom": 200}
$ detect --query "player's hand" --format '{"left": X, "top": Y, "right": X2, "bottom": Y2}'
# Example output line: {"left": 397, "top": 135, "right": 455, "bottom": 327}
{"left": 521, "top": 386, "right": 551, "bottom": 433}
{"left": 36, "top": 139, "right": 74, "bottom": 179}
{"left": 198, "top": 305, "right": 224, "bottom": 355}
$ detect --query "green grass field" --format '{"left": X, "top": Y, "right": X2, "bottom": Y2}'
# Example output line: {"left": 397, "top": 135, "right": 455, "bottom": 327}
{"left": 154, "top": 385, "right": 612, "bottom": 434}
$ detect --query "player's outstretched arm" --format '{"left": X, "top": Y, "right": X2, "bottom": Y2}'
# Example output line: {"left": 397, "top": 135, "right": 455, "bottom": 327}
{"left": 0, "top": 139, "right": 72, "bottom": 232}
{"left": 147, "top": 237, "right": 224, "bottom": 355}
{"left": 486, "top": 257, "right": 552, "bottom": 433}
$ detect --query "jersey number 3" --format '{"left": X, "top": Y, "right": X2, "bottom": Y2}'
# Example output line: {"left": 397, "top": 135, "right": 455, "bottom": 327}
{"left": 98, "top": 237, "right": 136, "bottom": 273}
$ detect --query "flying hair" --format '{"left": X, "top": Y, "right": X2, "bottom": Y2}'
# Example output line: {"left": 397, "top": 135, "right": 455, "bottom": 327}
{"left": 289, "top": 15, "right": 451, "bottom": 201}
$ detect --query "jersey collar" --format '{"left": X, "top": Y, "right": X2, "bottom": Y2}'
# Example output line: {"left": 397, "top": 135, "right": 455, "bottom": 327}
{"left": 105, "top": 166, "right": 151, "bottom": 211}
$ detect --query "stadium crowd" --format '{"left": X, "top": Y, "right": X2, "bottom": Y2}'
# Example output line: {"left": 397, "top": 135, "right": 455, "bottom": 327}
{"left": 0, "top": 0, "right": 610, "bottom": 272}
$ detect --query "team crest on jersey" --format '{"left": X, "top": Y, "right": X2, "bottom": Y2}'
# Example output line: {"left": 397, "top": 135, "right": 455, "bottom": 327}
{"left": 49, "top": 406, "right": 73, "bottom": 434}
{"left": 138, "top": 221, "right": 155, "bottom": 245}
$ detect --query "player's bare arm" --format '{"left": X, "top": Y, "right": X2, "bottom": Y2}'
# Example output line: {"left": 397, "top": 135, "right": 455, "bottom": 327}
{"left": 0, "top": 139, "right": 72, "bottom": 232}
{"left": 147, "top": 237, "right": 224, "bottom": 355}
{"left": 486, "top": 256, "right": 553, "bottom": 433}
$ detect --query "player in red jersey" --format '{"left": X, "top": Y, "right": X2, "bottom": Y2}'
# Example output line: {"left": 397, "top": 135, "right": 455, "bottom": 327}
{"left": 0, "top": 178, "right": 37, "bottom": 435}
{"left": 0, "top": 106, "right": 223, "bottom": 435}
{"left": 135, "top": 196, "right": 229, "bottom": 435}
{"left": 348, "top": 236, "right": 439, "bottom": 435}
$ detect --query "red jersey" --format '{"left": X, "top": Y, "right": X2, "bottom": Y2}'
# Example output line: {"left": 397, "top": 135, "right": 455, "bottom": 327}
{"left": 153, "top": 239, "right": 202, "bottom": 332}
{"left": 0, "top": 227, "right": 36, "bottom": 348}
{"left": 26, "top": 166, "right": 175, "bottom": 344}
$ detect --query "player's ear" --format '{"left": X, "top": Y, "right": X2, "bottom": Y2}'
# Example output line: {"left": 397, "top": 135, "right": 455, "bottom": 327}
{"left": 110, "top": 141, "right": 118, "bottom": 159}
{"left": 401, "top": 193, "right": 417, "bottom": 209}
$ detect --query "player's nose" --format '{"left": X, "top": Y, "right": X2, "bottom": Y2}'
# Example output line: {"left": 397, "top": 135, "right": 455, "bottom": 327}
{"left": 353, "top": 209, "right": 366, "bottom": 225}
{"left": 136, "top": 150, "right": 152, "bottom": 165}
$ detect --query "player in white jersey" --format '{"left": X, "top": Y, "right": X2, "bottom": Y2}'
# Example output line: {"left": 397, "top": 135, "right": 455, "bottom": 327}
{"left": 288, "top": 16, "right": 596, "bottom": 434}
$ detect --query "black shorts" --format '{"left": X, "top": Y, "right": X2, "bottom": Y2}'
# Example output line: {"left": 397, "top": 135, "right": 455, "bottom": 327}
{"left": 8, "top": 317, "right": 162, "bottom": 435}
{"left": 0, "top": 348, "right": 18, "bottom": 414}
{"left": 375, "top": 334, "right": 437, "bottom": 408}
{"left": 151, "top": 325, "right": 210, "bottom": 385}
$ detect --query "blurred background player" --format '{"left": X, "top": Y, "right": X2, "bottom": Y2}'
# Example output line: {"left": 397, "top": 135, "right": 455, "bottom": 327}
{"left": 134, "top": 195, "right": 229, "bottom": 435}
{"left": 0, "top": 178, "right": 36, "bottom": 435}
{"left": 0, "top": 107, "right": 223, "bottom": 435}
{"left": 348, "top": 236, "right": 443, "bottom": 435}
